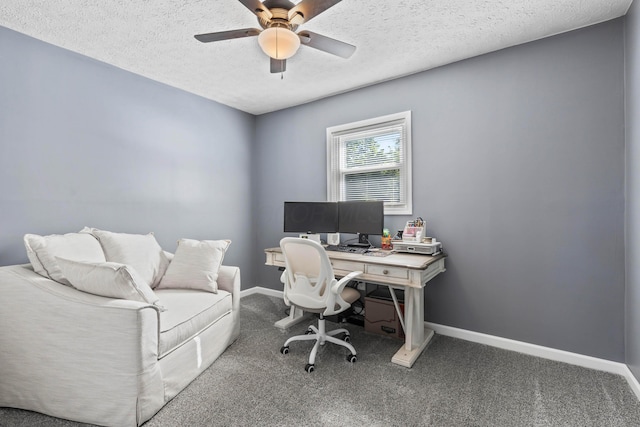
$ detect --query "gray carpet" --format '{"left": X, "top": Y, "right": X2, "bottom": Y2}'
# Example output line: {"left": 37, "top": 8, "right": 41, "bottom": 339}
{"left": 2, "top": 293, "right": 640, "bottom": 426}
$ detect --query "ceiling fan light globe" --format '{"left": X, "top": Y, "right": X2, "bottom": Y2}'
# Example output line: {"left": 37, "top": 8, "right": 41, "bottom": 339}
{"left": 258, "top": 27, "right": 300, "bottom": 60}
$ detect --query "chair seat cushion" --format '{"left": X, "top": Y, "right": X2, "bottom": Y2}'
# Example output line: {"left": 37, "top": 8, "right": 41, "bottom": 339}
{"left": 341, "top": 287, "right": 360, "bottom": 305}
{"left": 155, "top": 288, "right": 232, "bottom": 358}
{"left": 288, "top": 287, "right": 361, "bottom": 313}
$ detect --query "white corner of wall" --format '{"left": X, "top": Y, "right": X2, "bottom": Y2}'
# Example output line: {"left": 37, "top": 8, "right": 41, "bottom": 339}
{"left": 241, "top": 286, "right": 283, "bottom": 299}
{"left": 624, "top": 365, "right": 640, "bottom": 401}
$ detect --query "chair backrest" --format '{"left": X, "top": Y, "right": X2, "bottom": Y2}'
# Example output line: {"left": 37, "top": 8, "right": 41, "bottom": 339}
{"left": 279, "top": 237, "right": 347, "bottom": 315}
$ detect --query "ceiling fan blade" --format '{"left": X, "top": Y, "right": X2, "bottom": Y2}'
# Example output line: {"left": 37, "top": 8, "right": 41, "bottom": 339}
{"left": 288, "top": 0, "right": 341, "bottom": 25}
{"left": 270, "top": 58, "right": 286, "bottom": 73}
{"left": 194, "top": 28, "right": 261, "bottom": 43}
{"left": 298, "top": 30, "right": 356, "bottom": 59}
{"left": 237, "top": 0, "right": 272, "bottom": 20}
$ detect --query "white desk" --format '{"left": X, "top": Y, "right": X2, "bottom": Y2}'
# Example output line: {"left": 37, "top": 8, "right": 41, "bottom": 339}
{"left": 264, "top": 247, "right": 446, "bottom": 368}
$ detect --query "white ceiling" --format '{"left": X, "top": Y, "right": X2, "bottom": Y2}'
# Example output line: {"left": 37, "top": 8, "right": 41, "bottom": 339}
{"left": 0, "top": 0, "right": 633, "bottom": 115}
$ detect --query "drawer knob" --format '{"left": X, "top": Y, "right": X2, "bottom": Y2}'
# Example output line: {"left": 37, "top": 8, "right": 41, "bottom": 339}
{"left": 382, "top": 269, "right": 389, "bottom": 275}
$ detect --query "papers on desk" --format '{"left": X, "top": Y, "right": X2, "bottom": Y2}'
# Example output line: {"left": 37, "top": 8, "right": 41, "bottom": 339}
{"left": 363, "top": 249, "right": 392, "bottom": 257}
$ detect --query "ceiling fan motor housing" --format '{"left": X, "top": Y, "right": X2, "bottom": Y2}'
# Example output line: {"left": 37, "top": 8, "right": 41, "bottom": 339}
{"left": 258, "top": 6, "right": 301, "bottom": 31}
{"left": 195, "top": 0, "right": 355, "bottom": 73}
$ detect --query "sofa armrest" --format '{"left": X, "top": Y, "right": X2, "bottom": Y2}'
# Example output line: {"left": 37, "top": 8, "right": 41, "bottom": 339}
{"left": 0, "top": 265, "right": 164, "bottom": 426}
{"left": 218, "top": 265, "right": 241, "bottom": 312}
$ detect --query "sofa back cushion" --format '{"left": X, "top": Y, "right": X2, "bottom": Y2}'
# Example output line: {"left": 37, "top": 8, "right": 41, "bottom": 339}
{"left": 24, "top": 232, "right": 106, "bottom": 286}
{"left": 89, "top": 229, "right": 169, "bottom": 288}
{"left": 56, "top": 257, "right": 166, "bottom": 311}
{"left": 157, "top": 239, "right": 230, "bottom": 293}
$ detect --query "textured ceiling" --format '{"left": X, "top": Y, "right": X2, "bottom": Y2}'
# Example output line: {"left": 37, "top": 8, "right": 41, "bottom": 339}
{"left": 0, "top": 0, "right": 633, "bottom": 115}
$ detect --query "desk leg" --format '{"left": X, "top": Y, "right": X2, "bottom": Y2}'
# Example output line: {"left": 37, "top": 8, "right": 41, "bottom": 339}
{"left": 274, "top": 306, "right": 307, "bottom": 330}
{"left": 391, "top": 286, "right": 434, "bottom": 368}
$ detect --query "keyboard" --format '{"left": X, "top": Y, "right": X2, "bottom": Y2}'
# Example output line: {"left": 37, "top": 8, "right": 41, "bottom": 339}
{"left": 325, "top": 245, "right": 369, "bottom": 254}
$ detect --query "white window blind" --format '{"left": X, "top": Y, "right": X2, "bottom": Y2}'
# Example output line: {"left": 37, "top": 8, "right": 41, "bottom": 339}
{"left": 327, "top": 111, "right": 412, "bottom": 215}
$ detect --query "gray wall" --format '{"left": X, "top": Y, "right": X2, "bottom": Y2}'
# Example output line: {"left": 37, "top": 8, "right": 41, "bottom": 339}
{"left": 0, "top": 19, "right": 628, "bottom": 363}
{"left": 0, "top": 27, "right": 256, "bottom": 285}
{"left": 253, "top": 20, "right": 626, "bottom": 361}
{"left": 626, "top": 2, "right": 640, "bottom": 379}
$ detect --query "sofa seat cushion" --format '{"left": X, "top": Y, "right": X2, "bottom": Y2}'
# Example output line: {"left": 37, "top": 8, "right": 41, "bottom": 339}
{"left": 155, "top": 288, "right": 232, "bottom": 358}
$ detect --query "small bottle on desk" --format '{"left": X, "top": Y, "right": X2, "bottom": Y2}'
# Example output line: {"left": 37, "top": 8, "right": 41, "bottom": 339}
{"left": 381, "top": 229, "right": 392, "bottom": 249}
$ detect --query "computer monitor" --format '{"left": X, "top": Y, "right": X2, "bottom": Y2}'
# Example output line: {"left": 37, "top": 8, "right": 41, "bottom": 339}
{"left": 283, "top": 202, "right": 339, "bottom": 234}
{"left": 338, "top": 200, "right": 384, "bottom": 246}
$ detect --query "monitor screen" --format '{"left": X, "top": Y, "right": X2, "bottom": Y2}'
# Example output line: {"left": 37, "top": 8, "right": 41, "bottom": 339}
{"left": 338, "top": 200, "right": 384, "bottom": 236}
{"left": 283, "top": 202, "right": 339, "bottom": 233}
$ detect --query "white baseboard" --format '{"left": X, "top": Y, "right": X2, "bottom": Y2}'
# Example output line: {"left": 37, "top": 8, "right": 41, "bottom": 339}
{"left": 242, "top": 287, "right": 640, "bottom": 400}
{"left": 241, "top": 286, "right": 282, "bottom": 298}
{"left": 425, "top": 321, "right": 640, "bottom": 401}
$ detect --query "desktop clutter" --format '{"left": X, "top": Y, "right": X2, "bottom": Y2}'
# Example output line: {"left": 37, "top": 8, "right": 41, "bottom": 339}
{"left": 283, "top": 200, "right": 444, "bottom": 256}
{"left": 391, "top": 217, "right": 443, "bottom": 256}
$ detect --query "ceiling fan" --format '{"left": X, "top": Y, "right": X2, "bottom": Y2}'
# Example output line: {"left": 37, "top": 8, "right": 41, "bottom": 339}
{"left": 194, "top": 0, "right": 356, "bottom": 74}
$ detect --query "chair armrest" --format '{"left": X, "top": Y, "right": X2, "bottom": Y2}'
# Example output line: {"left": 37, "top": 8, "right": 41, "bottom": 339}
{"left": 324, "top": 270, "right": 362, "bottom": 316}
{"left": 331, "top": 271, "right": 363, "bottom": 295}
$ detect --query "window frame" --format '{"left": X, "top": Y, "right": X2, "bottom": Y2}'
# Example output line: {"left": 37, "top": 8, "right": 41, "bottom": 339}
{"left": 326, "top": 111, "right": 412, "bottom": 215}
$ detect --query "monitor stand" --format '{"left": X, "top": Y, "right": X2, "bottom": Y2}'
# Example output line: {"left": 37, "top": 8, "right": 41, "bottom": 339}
{"left": 348, "top": 233, "right": 370, "bottom": 247}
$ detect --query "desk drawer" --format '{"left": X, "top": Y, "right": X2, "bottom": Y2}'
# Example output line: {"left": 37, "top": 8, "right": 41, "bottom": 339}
{"left": 365, "top": 265, "right": 409, "bottom": 280}
{"left": 331, "top": 259, "right": 365, "bottom": 274}
{"left": 265, "top": 251, "right": 286, "bottom": 267}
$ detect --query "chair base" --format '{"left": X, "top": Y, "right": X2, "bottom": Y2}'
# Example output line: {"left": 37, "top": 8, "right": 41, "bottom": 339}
{"left": 281, "top": 315, "right": 357, "bottom": 371}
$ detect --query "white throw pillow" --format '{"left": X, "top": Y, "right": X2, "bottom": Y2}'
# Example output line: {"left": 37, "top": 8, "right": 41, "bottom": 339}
{"left": 157, "top": 239, "right": 231, "bottom": 293}
{"left": 89, "top": 229, "right": 169, "bottom": 288}
{"left": 24, "top": 232, "right": 106, "bottom": 285}
{"left": 56, "top": 257, "right": 166, "bottom": 311}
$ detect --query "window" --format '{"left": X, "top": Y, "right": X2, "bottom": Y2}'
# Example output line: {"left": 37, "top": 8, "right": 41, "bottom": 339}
{"left": 326, "top": 111, "right": 412, "bottom": 215}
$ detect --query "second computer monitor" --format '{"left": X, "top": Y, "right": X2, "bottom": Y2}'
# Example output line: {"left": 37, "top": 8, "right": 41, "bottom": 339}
{"left": 338, "top": 200, "right": 384, "bottom": 245}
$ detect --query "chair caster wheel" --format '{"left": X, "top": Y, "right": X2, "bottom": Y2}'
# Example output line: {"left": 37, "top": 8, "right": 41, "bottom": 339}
{"left": 305, "top": 363, "right": 315, "bottom": 373}
{"left": 343, "top": 334, "right": 351, "bottom": 343}
{"left": 304, "top": 329, "right": 314, "bottom": 335}
{"left": 347, "top": 354, "right": 357, "bottom": 363}
{"left": 280, "top": 346, "right": 289, "bottom": 355}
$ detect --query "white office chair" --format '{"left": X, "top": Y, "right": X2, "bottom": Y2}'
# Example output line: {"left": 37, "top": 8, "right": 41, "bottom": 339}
{"left": 279, "top": 237, "right": 363, "bottom": 372}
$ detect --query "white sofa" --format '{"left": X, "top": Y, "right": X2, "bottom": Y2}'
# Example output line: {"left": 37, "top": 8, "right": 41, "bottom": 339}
{"left": 0, "top": 231, "right": 240, "bottom": 426}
